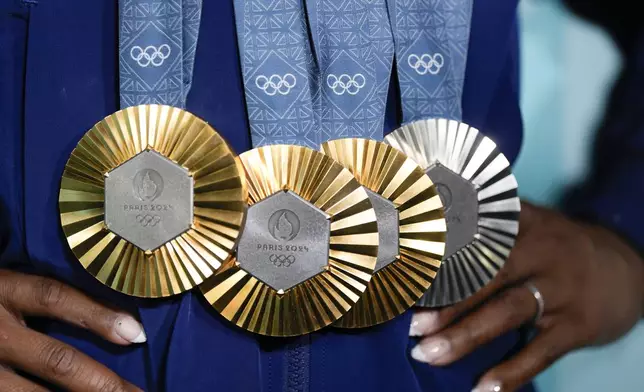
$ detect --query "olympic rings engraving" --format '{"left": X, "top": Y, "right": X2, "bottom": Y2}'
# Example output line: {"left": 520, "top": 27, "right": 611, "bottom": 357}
{"left": 326, "top": 73, "right": 366, "bottom": 95}
{"left": 130, "top": 44, "right": 172, "bottom": 68}
{"left": 269, "top": 254, "right": 296, "bottom": 267}
{"left": 255, "top": 74, "right": 297, "bottom": 96}
{"left": 407, "top": 53, "right": 445, "bottom": 75}
{"left": 136, "top": 214, "right": 161, "bottom": 227}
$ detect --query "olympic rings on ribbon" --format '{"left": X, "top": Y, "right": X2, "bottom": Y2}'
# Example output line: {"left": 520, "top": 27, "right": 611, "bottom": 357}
{"left": 407, "top": 53, "right": 445, "bottom": 75}
{"left": 130, "top": 44, "right": 172, "bottom": 68}
{"left": 326, "top": 73, "right": 366, "bottom": 95}
{"left": 255, "top": 74, "right": 297, "bottom": 96}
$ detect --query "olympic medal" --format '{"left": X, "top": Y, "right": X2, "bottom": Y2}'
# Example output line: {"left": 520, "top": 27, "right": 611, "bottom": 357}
{"left": 385, "top": 119, "right": 520, "bottom": 307}
{"left": 321, "top": 139, "right": 446, "bottom": 328}
{"left": 200, "top": 145, "right": 379, "bottom": 337}
{"left": 59, "top": 104, "right": 247, "bottom": 298}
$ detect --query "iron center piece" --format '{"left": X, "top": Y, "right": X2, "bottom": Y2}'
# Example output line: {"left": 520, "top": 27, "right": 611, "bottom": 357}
{"left": 236, "top": 190, "right": 331, "bottom": 292}
{"left": 104, "top": 150, "right": 194, "bottom": 252}
{"left": 426, "top": 163, "right": 478, "bottom": 259}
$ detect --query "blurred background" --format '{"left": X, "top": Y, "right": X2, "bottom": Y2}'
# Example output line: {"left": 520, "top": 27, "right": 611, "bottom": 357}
{"left": 517, "top": 0, "right": 644, "bottom": 390}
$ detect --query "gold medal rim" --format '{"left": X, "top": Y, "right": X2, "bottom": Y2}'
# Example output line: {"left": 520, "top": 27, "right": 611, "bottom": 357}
{"left": 322, "top": 138, "right": 447, "bottom": 328}
{"left": 199, "top": 144, "right": 379, "bottom": 337}
{"left": 59, "top": 104, "right": 247, "bottom": 298}
{"left": 385, "top": 118, "right": 521, "bottom": 307}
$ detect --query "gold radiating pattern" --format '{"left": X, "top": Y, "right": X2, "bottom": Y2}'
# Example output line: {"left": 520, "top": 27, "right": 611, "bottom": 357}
{"left": 322, "top": 139, "right": 446, "bottom": 328}
{"left": 200, "top": 145, "right": 379, "bottom": 336}
{"left": 59, "top": 105, "right": 247, "bottom": 298}
{"left": 385, "top": 119, "right": 520, "bottom": 307}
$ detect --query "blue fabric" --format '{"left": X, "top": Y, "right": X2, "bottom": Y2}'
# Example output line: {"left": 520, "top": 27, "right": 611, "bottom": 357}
{"left": 119, "top": 0, "right": 202, "bottom": 108}
{"left": 0, "top": 0, "right": 532, "bottom": 391}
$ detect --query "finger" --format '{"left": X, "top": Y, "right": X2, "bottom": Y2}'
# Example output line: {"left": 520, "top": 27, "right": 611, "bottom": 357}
{"left": 0, "top": 272, "right": 146, "bottom": 345}
{"left": 410, "top": 204, "right": 547, "bottom": 336}
{"left": 411, "top": 283, "right": 542, "bottom": 365}
{"left": 410, "top": 275, "right": 510, "bottom": 336}
{"left": 517, "top": 201, "right": 542, "bottom": 238}
{"left": 410, "top": 263, "right": 532, "bottom": 337}
{"left": 472, "top": 327, "right": 576, "bottom": 392}
{"left": 0, "top": 369, "right": 49, "bottom": 392}
{"left": 0, "top": 324, "right": 142, "bottom": 392}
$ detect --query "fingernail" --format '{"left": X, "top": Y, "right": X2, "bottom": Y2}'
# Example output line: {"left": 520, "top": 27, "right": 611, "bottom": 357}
{"left": 410, "top": 338, "right": 449, "bottom": 363}
{"left": 115, "top": 315, "right": 147, "bottom": 344}
{"left": 410, "top": 311, "right": 439, "bottom": 336}
{"left": 472, "top": 381, "right": 502, "bottom": 392}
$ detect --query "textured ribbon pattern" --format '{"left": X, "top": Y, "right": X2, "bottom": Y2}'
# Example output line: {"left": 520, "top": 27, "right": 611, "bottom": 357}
{"left": 387, "top": 0, "right": 473, "bottom": 122}
{"left": 307, "top": 0, "right": 394, "bottom": 142}
{"left": 234, "top": 0, "right": 473, "bottom": 145}
{"left": 119, "top": 0, "right": 202, "bottom": 108}
{"left": 233, "top": 0, "right": 319, "bottom": 148}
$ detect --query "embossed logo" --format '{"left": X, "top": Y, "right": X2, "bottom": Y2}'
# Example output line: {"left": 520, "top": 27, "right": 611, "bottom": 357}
{"left": 268, "top": 210, "right": 300, "bottom": 241}
{"left": 136, "top": 214, "right": 161, "bottom": 227}
{"left": 133, "top": 169, "right": 164, "bottom": 202}
{"left": 269, "top": 254, "right": 296, "bottom": 267}
{"left": 435, "top": 183, "right": 452, "bottom": 211}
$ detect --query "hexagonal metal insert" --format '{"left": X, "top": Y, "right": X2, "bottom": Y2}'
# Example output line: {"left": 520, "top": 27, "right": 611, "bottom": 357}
{"left": 426, "top": 164, "right": 478, "bottom": 259}
{"left": 236, "top": 190, "right": 330, "bottom": 292}
{"left": 365, "top": 189, "right": 399, "bottom": 272}
{"left": 104, "top": 150, "right": 194, "bottom": 251}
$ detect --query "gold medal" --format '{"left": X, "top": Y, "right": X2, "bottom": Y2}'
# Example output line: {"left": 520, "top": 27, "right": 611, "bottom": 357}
{"left": 322, "top": 139, "right": 446, "bottom": 328}
{"left": 385, "top": 119, "right": 520, "bottom": 307}
{"left": 59, "top": 104, "right": 247, "bottom": 298}
{"left": 200, "top": 145, "right": 379, "bottom": 336}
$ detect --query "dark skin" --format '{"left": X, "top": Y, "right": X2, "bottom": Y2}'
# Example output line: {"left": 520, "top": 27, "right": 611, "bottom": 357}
{"left": 0, "top": 271, "right": 143, "bottom": 391}
{"left": 410, "top": 202, "right": 644, "bottom": 392}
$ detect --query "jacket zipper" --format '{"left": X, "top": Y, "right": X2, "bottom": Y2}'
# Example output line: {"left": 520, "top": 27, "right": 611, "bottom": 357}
{"left": 285, "top": 335, "right": 311, "bottom": 392}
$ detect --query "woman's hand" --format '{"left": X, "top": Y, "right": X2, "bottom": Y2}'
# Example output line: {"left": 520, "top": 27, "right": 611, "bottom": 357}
{"left": 0, "top": 270, "right": 146, "bottom": 391}
{"left": 409, "top": 202, "right": 644, "bottom": 392}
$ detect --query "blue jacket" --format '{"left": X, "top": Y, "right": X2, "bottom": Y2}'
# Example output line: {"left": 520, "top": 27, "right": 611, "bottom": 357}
{"left": 1, "top": 0, "right": 534, "bottom": 391}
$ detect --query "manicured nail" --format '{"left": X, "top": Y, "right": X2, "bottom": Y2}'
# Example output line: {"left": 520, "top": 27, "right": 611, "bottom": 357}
{"left": 410, "top": 338, "right": 449, "bottom": 363}
{"left": 115, "top": 315, "right": 147, "bottom": 343}
{"left": 472, "top": 380, "right": 502, "bottom": 392}
{"left": 409, "top": 311, "right": 439, "bottom": 336}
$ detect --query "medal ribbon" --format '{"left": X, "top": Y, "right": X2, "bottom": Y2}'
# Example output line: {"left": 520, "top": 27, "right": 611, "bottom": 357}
{"left": 306, "top": 0, "right": 395, "bottom": 142}
{"left": 387, "top": 0, "right": 473, "bottom": 122}
{"left": 119, "top": 0, "right": 202, "bottom": 109}
{"left": 234, "top": 0, "right": 473, "bottom": 146}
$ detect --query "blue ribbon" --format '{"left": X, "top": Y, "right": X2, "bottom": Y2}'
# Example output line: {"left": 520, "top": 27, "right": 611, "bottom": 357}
{"left": 233, "top": 0, "right": 319, "bottom": 148}
{"left": 387, "top": 0, "right": 473, "bottom": 122}
{"left": 234, "top": 0, "right": 473, "bottom": 146}
{"left": 119, "top": 0, "right": 202, "bottom": 109}
{"left": 306, "top": 0, "right": 395, "bottom": 142}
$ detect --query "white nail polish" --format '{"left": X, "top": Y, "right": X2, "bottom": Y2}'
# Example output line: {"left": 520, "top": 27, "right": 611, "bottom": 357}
{"left": 472, "top": 381, "right": 502, "bottom": 392}
{"left": 411, "top": 339, "right": 449, "bottom": 363}
{"left": 409, "top": 312, "right": 439, "bottom": 336}
{"left": 130, "top": 329, "right": 147, "bottom": 343}
{"left": 409, "top": 320, "right": 422, "bottom": 337}
{"left": 411, "top": 345, "right": 427, "bottom": 362}
{"left": 115, "top": 316, "right": 147, "bottom": 344}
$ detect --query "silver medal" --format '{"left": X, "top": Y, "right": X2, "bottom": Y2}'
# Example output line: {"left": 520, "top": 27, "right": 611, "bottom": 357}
{"left": 385, "top": 119, "right": 520, "bottom": 307}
